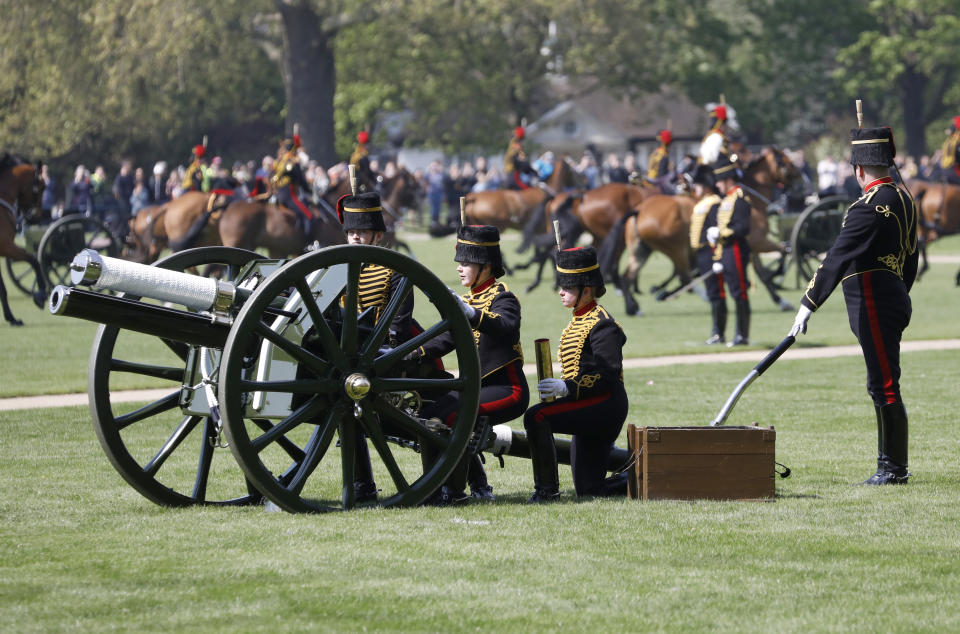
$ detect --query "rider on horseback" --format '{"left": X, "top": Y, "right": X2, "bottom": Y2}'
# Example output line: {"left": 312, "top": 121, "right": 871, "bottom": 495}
{"left": 181, "top": 142, "right": 207, "bottom": 193}
{"left": 504, "top": 126, "right": 538, "bottom": 190}
{"left": 699, "top": 104, "right": 732, "bottom": 166}
{"left": 272, "top": 132, "right": 315, "bottom": 235}
{"left": 938, "top": 116, "right": 960, "bottom": 185}
{"left": 350, "top": 130, "right": 376, "bottom": 191}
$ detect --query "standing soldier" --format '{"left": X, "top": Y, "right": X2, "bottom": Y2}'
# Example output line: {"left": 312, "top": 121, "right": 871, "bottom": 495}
{"left": 504, "top": 126, "right": 537, "bottom": 190}
{"left": 688, "top": 164, "right": 725, "bottom": 344}
{"left": 712, "top": 156, "right": 752, "bottom": 346}
{"left": 410, "top": 225, "right": 529, "bottom": 503}
{"left": 272, "top": 132, "right": 315, "bottom": 234}
{"left": 337, "top": 190, "right": 415, "bottom": 503}
{"left": 790, "top": 124, "right": 918, "bottom": 485}
{"left": 646, "top": 129, "right": 673, "bottom": 181}
{"left": 182, "top": 142, "right": 207, "bottom": 193}
{"left": 523, "top": 246, "right": 628, "bottom": 501}
{"left": 350, "top": 130, "right": 376, "bottom": 190}
{"left": 938, "top": 115, "right": 960, "bottom": 185}
{"left": 699, "top": 104, "right": 730, "bottom": 166}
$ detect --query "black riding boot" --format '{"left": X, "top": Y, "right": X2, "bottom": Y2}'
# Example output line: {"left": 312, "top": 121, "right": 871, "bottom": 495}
{"left": 525, "top": 421, "right": 560, "bottom": 502}
{"left": 729, "top": 299, "right": 750, "bottom": 346}
{"left": 706, "top": 300, "right": 727, "bottom": 344}
{"left": 467, "top": 454, "right": 494, "bottom": 500}
{"left": 861, "top": 402, "right": 909, "bottom": 485}
{"left": 354, "top": 430, "right": 378, "bottom": 503}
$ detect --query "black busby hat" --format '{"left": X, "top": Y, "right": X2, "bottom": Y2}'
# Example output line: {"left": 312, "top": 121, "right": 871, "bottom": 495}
{"left": 711, "top": 156, "right": 739, "bottom": 181}
{"left": 339, "top": 191, "right": 386, "bottom": 232}
{"left": 691, "top": 163, "right": 716, "bottom": 188}
{"left": 849, "top": 127, "right": 896, "bottom": 167}
{"left": 555, "top": 246, "right": 605, "bottom": 297}
{"left": 455, "top": 225, "right": 505, "bottom": 279}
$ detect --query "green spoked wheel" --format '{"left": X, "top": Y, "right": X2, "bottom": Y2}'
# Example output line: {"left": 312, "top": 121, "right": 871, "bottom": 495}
{"left": 40, "top": 215, "right": 120, "bottom": 289}
{"left": 790, "top": 195, "right": 849, "bottom": 283}
{"left": 89, "top": 247, "right": 264, "bottom": 506}
{"left": 220, "top": 244, "right": 481, "bottom": 513}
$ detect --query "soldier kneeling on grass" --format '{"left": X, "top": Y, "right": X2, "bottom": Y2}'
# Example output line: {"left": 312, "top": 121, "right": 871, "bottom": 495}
{"left": 523, "top": 246, "right": 629, "bottom": 502}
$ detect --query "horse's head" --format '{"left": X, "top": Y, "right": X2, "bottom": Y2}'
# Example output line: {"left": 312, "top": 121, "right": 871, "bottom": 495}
{"left": 383, "top": 167, "right": 423, "bottom": 210}
{"left": 744, "top": 147, "right": 801, "bottom": 190}
{"left": 0, "top": 157, "right": 45, "bottom": 221}
{"left": 549, "top": 156, "right": 586, "bottom": 191}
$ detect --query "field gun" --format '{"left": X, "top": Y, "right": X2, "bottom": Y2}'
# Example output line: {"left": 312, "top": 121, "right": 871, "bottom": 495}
{"left": 50, "top": 246, "right": 628, "bottom": 512}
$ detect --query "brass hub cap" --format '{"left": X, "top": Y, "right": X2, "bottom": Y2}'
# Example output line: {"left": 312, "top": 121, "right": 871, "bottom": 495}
{"left": 344, "top": 373, "right": 371, "bottom": 401}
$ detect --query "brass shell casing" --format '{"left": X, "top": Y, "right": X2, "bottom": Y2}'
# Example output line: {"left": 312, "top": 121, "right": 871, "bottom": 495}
{"left": 534, "top": 338, "right": 555, "bottom": 402}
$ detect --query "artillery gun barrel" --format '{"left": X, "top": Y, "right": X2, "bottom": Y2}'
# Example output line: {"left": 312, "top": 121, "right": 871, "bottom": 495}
{"left": 488, "top": 425, "right": 631, "bottom": 472}
{"left": 49, "top": 285, "right": 230, "bottom": 348}
{"left": 69, "top": 249, "right": 237, "bottom": 313}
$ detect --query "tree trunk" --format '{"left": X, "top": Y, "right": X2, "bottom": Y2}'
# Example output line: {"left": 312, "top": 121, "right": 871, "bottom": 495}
{"left": 900, "top": 65, "right": 927, "bottom": 159}
{"left": 276, "top": 1, "right": 338, "bottom": 166}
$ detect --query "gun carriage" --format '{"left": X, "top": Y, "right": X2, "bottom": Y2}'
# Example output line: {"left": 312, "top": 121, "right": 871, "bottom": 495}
{"left": 52, "top": 245, "right": 628, "bottom": 512}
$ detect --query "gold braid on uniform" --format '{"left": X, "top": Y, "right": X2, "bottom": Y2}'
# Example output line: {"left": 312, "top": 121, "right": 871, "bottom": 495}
{"left": 464, "top": 282, "right": 503, "bottom": 345}
{"left": 646, "top": 146, "right": 666, "bottom": 179}
{"left": 690, "top": 194, "right": 720, "bottom": 249}
{"left": 354, "top": 263, "right": 393, "bottom": 320}
{"left": 558, "top": 304, "right": 603, "bottom": 391}
{"left": 715, "top": 189, "right": 743, "bottom": 243}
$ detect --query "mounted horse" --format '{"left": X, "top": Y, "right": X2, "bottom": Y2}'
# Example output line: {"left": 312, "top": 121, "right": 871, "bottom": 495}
{"left": 462, "top": 157, "right": 581, "bottom": 233}
{"left": 605, "top": 147, "right": 801, "bottom": 316}
{"left": 0, "top": 153, "right": 47, "bottom": 325}
{"left": 907, "top": 179, "right": 960, "bottom": 283}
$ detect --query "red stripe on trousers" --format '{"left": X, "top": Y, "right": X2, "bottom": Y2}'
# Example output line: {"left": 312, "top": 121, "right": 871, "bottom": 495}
{"left": 862, "top": 271, "right": 896, "bottom": 404}
{"left": 534, "top": 391, "right": 612, "bottom": 423}
{"left": 288, "top": 185, "right": 313, "bottom": 218}
{"left": 733, "top": 242, "right": 748, "bottom": 300}
{"left": 444, "top": 363, "right": 526, "bottom": 426}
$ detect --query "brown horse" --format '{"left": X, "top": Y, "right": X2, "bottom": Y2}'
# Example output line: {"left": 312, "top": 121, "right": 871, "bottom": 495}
{"left": 0, "top": 154, "right": 47, "bottom": 325}
{"left": 462, "top": 157, "right": 582, "bottom": 232}
{"left": 124, "top": 204, "right": 168, "bottom": 263}
{"left": 907, "top": 179, "right": 960, "bottom": 281}
{"left": 609, "top": 147, "right": 802, "bottom": 315}
{"left": 218, "top": 198, "right": 345, "bottom": 257}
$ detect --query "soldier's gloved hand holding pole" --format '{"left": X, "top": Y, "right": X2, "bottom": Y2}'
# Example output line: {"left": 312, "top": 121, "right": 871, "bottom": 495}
{"left": 789, "top": 305, "right": 812, "bottom": 337}
{"left": 538, "top": 378, "right": 568, "bottom": 400}
{"left": 706, "top": 226, "right": 720, "bottom": 245}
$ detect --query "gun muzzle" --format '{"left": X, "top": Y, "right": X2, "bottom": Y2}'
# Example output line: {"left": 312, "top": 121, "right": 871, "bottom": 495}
{"left": 534, "top": 338, "right": 554, "bottom": 402}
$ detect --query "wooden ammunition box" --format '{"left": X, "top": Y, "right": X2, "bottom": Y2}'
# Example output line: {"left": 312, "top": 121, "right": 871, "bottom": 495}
{"left": 626, "top": 424, "right": 775, "bottom": 500}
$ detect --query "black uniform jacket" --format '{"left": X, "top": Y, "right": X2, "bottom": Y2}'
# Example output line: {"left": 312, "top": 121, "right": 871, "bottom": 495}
{"left": 558, "top": 301, "right": 626, "bottom": 400}
{"left": 419, "top": 277, "right": 523, "bottom": 379}
{"left": 801, "top": 177, "right": 918, "bottom": 311}
{"left": 356, "top": 263, "right": 414, "bottom": 345}
{"left": 715, "top": 187, "right": 751, "bottom": 249}
{"left": 690, "top": 194, "right": 722, "bottom": 250}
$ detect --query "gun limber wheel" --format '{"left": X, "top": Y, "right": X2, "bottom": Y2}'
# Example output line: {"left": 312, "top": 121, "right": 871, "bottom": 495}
{"left": 89, "top": 247, "right": 263, "bottom": 506}
{"left": 40, "top": 215, "right": 120, "bottom": 290}
{"left": 790, "top": 196, "right": 849, "bottom": 283}
{"left": 220, "top": 245, "right": 481, "bottom": 513}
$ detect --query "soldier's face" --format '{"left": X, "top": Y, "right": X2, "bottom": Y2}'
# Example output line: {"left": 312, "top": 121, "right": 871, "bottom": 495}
{"left": 347, "top": 230, "right": 381, "bottom": 245}
{"left": 559, "top": 285, "right": 593, "bottom": 309}
{"left": 457, "top": 262, "right": 488, "bottom": 288}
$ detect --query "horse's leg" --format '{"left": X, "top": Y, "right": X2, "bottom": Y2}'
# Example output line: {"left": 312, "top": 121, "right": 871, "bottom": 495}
{"left": 0, "top": 238, "right": 47, "bottom": 307}
{"left": 0, "top": 264, "right": 24, "bottom": 326}
{"left": 751, "top": 253, "right": 793, "bottom": 311}
{"left": 626, "top": 240, "right": 653, "bottom": 295}
{"left": 916, "top": 239, "right": 929, "bottom": 280}
{"left": 501, "top": 253, "right": 514, "bottom": 277}
{"left": 524, "top": 247, "right": 550, "bottom": 293}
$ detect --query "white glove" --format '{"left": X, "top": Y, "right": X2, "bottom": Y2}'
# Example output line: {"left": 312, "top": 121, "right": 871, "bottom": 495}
{"left": 706, "top": 226, "right": 720, "bottom": 245}
{"left": 711, "top": 261, "right": 724, "bottom": 274}
{"left": 538, "top": 378, "right": 569, "bottom": 400}
{"left": 451, "top": 289, "right": 476, "bottom": 320}
{"left": 789, "top": 305, "right": 812, "bottom": 337}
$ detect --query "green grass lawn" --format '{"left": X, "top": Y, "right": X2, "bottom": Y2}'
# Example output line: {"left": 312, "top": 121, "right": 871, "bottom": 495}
{"left": 1, "top": 350, "right": 958, "bottom": 632}
{"left": 3, "top": 231, "right": 960, "bottom": 397}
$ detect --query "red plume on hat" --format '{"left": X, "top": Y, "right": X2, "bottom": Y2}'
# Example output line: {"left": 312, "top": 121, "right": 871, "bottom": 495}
{"left": 953, "top": 116, "right": 960, "bottom": 131}
{"left": 657, "top": 129, "right": 673, "bottom": 145}
{"left": 713, "top": 105, "right": 727, "bottom": 121}
{"left": 357, "top": 130, "right": 370, "bottom": 144}
{"left": 193, "top": 145, "right": 205, "bottom": 158}
{"left": 514, "top": 126, "right": 525, "bottom": 140}
{"left": 292, "top": 134, "right": 302, "bottom": 148}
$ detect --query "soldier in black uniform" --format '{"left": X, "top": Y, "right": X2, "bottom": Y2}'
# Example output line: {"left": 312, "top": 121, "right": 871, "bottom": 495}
{"left": 523, "top": 246, "right": 628, "bottom": 501}
{"left": 790, "top": 125, "right": 918, "bottom": 485}
{"left": 273, "top": 134, "right": 315, "bottom": 234}
{"left": 350, "top": 130, "right": 376, "bottom": 190}
{"left": 338, "top": 191, "right": 415, "bottom": 502}
{"left": 688, "top": 164, "right": 725, "bottom": 344}
{"left": 411, "top": 225, "right": 530, "bottom": 503}
{"left": 182, "top": 144, "right": 206, "bottom": 193}
{"left": 712, "top": 157, "right": 752, "bottom": 346}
